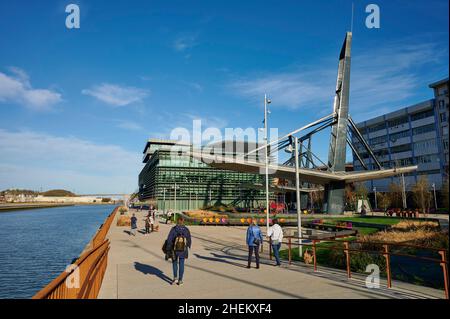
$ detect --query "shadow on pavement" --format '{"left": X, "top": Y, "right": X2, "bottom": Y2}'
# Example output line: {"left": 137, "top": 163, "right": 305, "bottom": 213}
{"left": 194, "top": 253, "right": 247, "bottom": 268}
{"left": 134, "top": 262, "right": 173, "bottom": 284}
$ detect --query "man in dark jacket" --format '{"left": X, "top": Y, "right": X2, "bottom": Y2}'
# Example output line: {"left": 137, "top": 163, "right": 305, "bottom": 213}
{"left": 166, "top": 216, "right": 192, "bottom": 285}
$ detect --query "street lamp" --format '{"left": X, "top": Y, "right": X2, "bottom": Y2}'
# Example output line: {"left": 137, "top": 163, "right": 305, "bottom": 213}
{"left": 432, "top": 183, "right": 437, "bottom": 210}
{"left": 293, "top": 137, "right": 302, "bottom": 256}
{"left": 263, "top": 94, "right": 271, "bottom": 234}
{"left": 373, "top": 187, "right": 377, "bottom": 210}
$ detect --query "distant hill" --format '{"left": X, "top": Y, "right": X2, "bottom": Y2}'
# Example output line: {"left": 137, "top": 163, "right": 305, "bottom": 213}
{"left": 41, "top": 189, "right": 76, "bottom": 197}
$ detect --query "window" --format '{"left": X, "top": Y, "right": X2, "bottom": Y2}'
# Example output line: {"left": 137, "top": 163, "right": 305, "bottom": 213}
{"left": 414, "top": 139, "right": 438, "bottom": 152}
{"left": 440, "top": 112, "right": 447, "bottom": 123}
{"left": 368, "top": 123, "right": 386, "bottom": 133}
{"left": 411, "top": 109, "right": 434, "bottom": 121}
{"left": 388, "top": 116, "right": 408, "bottom": 128}
{"left": 413, "top": 123, "right": 436, "bottom": 135}
{"left": 439, "top": 100, "right": 445, "bottom": 109}
{"left": 390, "top": 144, "right": 411, "bottom": 153}
{"left": 444, "top": 139, "right": 449, "bottom": 151}
{"left": 370, "top": 135, "right": 387, "bottom": 145}
{"left": 416, "top": 154, "right": 439, "bottom": 164}
{"left": 389, "top": 130, "right": 410, "bottom": 142}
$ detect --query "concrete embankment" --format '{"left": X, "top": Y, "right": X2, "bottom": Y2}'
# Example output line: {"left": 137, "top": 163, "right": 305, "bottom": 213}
{"left": 0, "top": 203, "right": 75, "bottom": 212}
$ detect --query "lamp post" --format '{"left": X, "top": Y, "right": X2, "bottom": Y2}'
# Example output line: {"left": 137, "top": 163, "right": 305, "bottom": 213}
{"left": 432, "top": 183, "right": 437, "bottom": 210}
{"left": 373, "top": 187, "right": 377, "bottom": 210}
{"left": 163, "top": 188, "right": 166, "bottom": 213}
{"left": 264, "top": 94, "right": 271, "bottom": 234}
{"left": 294, "top": 136, "right": 302, "bottom": 256}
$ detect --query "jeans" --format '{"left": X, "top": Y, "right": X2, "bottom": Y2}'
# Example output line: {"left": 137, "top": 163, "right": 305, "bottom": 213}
{"left": 272, "top": 243, "right": 281, "bottom": 265}
{"left": 172, "top": 257, "right": 185, "bottom": 280}
{"left": 247, "top": 245, "right": 260, "bottom": 267}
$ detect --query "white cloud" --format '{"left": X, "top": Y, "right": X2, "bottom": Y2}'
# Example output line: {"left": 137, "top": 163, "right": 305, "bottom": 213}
{"left": 0, "top": 67, "right": 62, "bottom": 110}
{"left": 228, "top": 38, "right": 447, "bottom": 117}
{"left": 172, "top": 33, "right": 198, "bottom": 52}
{"left": 82, "top": 83, "right": 149, "bottom": 106}
{"left": 0, "top": 129, "right": 141, "bottom": 193}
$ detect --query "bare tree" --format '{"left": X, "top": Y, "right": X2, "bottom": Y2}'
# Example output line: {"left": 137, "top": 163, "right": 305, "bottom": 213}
{"left": 355, "top": 182, "right": 368, "bottom": 200}
{"left": 388, "top": 181, "right": 403, "bottom": 208}
{"left": 377, "top": 192, "right": 391, "bottom": 212}
{"left": 412, "top": 176, "right": 432, "bottom": 213}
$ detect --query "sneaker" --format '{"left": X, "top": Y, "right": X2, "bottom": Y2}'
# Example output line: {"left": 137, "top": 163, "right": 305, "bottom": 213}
{"left": 256, "top": 265, "right": 260, "bottom": 269}
{"left": 246, "top": 265, "right": 251, "bottom": 269}
{"left": 177, "top": 280, "right": 183, "bottom": 286}
{"left": 171, "top": 278, "right": 177, "bottom": 285}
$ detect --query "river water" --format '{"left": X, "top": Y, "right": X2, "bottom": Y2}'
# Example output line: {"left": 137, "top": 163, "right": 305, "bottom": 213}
{"left": 0, "top": 205, "right": 115, "bottom": 299}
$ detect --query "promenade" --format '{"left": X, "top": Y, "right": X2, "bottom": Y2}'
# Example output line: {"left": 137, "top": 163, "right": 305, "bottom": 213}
{"left": 98, "top": 209, "right": 445, "bottom": 299}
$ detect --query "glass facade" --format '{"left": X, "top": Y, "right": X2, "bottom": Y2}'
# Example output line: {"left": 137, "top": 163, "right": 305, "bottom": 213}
{"left": 138, "top": 141, "right": 270, "bottom": 211}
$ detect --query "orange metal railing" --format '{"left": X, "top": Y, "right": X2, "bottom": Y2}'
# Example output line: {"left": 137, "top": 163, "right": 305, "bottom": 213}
{"left": 264, "top": 236, "right": 449, "bottom": 299}
{"left": 33, "top": 206, "right": 118, "bottom": 299}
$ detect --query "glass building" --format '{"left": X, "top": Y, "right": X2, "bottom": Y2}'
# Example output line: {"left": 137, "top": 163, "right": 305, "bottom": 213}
{"left": 138, "top": 139, "right": 272, "bottom": 211}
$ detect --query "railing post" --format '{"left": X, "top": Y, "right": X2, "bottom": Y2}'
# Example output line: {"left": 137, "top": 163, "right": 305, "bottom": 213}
{"left": 439, "top": 250, "right": 449, "bottom": 299}
{"left": 344, "top": 241, "right": 351, "bottom": 279}
{"left": 288, "top": 237, "right": 292, "bottom": 265}
{"left": 312, "top": 240, "right": 317, "bottom": 272}
{"left": 269, "top": 237, "right": 272, "bottom": 260}
{"left": 383, "top": 244, "right": 392, "bottom": 288}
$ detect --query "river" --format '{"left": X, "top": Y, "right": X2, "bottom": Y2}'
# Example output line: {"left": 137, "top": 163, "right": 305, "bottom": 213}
{"left": 0, "top": 204, "right": 115, "bottom": 299}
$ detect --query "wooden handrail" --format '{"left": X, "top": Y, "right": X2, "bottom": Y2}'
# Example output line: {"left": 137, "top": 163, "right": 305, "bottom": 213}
{"left": 33, "top": 206, "right": 119, "bottom": 299}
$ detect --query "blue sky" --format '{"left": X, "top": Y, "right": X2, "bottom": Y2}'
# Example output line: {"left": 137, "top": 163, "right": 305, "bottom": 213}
{"left": 0, "top": 0, "right": 448, "bottom": 193}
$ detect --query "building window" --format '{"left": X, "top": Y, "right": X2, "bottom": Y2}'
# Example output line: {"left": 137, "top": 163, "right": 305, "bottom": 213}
{"left": 411, "top": 109, "right": 434, "bottom": 122}
{"left": 390, "top": 144, "right": 412, "bottom": 154}
{"left": 388, "top": 116, "right": 409, "bottom": 128}
{"left": 440, "top": 112, "right": 448, "bottom": 123}
{"left": 413, "top": 139, "right": 437, "bottom": 152}
{"left": 444, "top": 139, "right": 449, "bottom": 151}
{"left": 412, "top": 123, "right": 436, "bottom": 135}
{"left": 389, "top": 130, "right": 410, "bottom": 142}
{"left": 439, "top": 100, "right": 445, "bottom": 109}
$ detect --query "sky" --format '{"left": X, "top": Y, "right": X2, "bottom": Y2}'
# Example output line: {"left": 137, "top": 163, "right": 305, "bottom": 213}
{"left": 0, "top": 0, "right": 448, "bottom": 194}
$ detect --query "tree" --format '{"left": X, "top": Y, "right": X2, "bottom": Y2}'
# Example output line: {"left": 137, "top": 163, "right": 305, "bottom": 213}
{"left": 377, "top": 192, "right": 391, "bottom": 211}
{"left": 388, "top": 181, "right": 403, "bottom": 208}
{"left": 355, "top": 183, "right": 368, "bottom": 199}
{"left": 412, "top": 176, "right": 432, "bottom": 213}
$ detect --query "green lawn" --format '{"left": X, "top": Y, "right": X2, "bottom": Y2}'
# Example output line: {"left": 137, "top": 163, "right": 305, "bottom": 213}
{"left": 328, "top": 216, "right": 409, "bottom": 225}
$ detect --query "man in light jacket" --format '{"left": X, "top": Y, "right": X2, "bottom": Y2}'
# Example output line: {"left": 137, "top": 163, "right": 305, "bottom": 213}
{"left": 267, "top": 219, "right": 283, "bottom": 266}
{"left": 246, "top": 219, "right": 263, "bottom": 269}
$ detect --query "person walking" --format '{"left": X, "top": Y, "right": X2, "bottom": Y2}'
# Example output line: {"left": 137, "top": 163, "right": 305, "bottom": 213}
{"left": 267, "top": 219, "right": 283, "bottom": 266}
{"left": 166, "top": 217, "right": 191, "bottom": 285}
{"left": 150, "top": 213, "right": 155, "bottom": 232}
{"left": 144, "top": 214, "right": 151, "bottom": 235}
{"left": 130, "top": 213, "right": 137, "bottom": 236}
{"left": 246, "top": 219, "right": 263, "bottom": 269}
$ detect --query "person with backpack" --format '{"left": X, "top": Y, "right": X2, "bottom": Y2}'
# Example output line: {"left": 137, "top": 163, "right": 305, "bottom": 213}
{"left": 130, "top": 213, "right": 137, "bottom": 236}
{"left": 267, "top": 218, "right": 283, "bottom": 266}
{"left": 246, "top": 218, "right": 263, "bottom": 269}
{"left": 166, "top": 216, "right": 191, "bottom": 285}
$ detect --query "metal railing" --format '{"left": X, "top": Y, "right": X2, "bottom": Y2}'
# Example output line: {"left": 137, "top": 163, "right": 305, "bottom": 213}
{"left": 33, "top": 207, "right": 118, "bottom": 299}
{"left": 264, "top": 236, "right": 449, "bottom": 299}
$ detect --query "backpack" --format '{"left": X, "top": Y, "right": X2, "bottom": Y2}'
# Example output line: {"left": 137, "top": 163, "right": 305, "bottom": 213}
{"left": 174, "top": 234, "right": 186, "bottom": 252}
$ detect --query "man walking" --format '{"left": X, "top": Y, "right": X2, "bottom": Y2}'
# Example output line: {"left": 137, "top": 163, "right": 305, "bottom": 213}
{"left": 267, "top": 219, "right": 283, "bottom": 266}
{"left": 166, "top": 217, "right": 192, "bottom": 285}
{"left": 130, "top": 213, "right": 137, "bottom": 236}
{"left": 246, "top": 219, "right": 263, "bottom": 269}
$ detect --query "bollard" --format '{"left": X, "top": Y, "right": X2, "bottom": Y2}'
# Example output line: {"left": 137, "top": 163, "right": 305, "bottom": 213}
{"left": 344, "top": 242, "right": 351, "bottom": 279}
{"left": 383, "top": 244, "right": 392, "bottom": 288}
{"left": 438, "top": 250, "right": 449, "bottom": 299}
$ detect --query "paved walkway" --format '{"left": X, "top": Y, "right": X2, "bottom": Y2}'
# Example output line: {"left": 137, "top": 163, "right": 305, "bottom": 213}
{"left": 98, "top": 209, "right": 445, "bottom": 299}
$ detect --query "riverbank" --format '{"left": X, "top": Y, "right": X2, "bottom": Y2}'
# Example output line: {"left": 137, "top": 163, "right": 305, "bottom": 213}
{"left": 0, "top": 203, "right": 75, "bottom": 212}
{"left": 0, "top": 202, "right": 116, "bottom": 212}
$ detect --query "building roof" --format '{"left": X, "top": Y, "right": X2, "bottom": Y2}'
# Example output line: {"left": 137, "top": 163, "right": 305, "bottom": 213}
{"left": 429, "top": 77, "right": 449, "bottom": 89}
{"left": 189, "top": 150, "right": 417, "bottom": 185}
{"left": 142, "top": 139, "right": 191, "bottom": 154}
